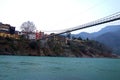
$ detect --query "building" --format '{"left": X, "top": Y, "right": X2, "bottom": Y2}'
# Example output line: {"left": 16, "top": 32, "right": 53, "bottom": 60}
{"left": 20, "top": 31, "right": 45, "bottom": 40}
{"left": 0, "top": 22, "right": 46, "bottom": 40}
{"left": 28, "top": 32, "right": 36, "bottom": 40}
{"left": 36, "top": 31, "right": 45, "bottom": 40}
{"left": 0, "top": 22, "right": 18, "bottom": 39}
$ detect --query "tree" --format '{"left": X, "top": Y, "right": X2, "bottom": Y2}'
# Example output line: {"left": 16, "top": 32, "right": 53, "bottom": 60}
{"left": 66, "top": 32, "right": 71, "bottom": 39}
{"left": 86, "top": 38, "right": 89, "bottom": 41}
{"left": 20, "top": 21, "right": 36, "bottom": 39}
{"left": 20, "top": 21, "right": 36, "bottom": 33}
{"left": 78, "top": 37, "right": 82, "bottom": 40}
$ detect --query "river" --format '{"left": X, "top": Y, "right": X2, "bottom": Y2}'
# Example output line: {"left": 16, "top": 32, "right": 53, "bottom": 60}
{"left": 0, "top": 55, "right": 120, "bottom": 80}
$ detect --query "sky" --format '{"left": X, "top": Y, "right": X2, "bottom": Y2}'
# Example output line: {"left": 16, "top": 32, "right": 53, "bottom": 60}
{"left": 0, "top": 0, "right": 120, "bottom": 34}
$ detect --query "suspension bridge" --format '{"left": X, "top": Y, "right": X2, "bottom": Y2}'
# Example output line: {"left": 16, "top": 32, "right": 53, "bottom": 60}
{"left": 46, "top": 11, "right": 120, "bottom": 36}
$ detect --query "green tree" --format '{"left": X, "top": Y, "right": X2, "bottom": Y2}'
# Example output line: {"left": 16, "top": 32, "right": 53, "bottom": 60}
{"left": 78, "top": 37, "right": 82, "bottom": 40}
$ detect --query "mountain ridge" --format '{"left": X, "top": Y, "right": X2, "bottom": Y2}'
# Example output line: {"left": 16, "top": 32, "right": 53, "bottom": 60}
{"left": 75, "top": 25, "right": 120, "bottom": 39}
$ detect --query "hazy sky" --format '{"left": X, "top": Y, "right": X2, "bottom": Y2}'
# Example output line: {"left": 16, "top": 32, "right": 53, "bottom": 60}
{"left": 0, "top": 0, "right": 120, "bottom": 33}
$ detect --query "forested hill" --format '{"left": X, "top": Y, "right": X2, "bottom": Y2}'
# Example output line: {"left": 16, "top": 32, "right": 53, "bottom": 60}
{"left": 0, "top": 36, "right": 118, "bottom": 58}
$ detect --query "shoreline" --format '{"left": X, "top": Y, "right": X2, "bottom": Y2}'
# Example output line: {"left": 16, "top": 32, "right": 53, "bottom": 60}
{"left": 0, "top": 52, "right": 119, "bottom": 58}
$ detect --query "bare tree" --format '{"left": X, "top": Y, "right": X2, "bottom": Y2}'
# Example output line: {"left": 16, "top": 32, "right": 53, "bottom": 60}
{"left": 20, "top": 21, "right": 36, "bottom": 33}
{"left": 20, "top": 21, "right": 36, "bottom": 39}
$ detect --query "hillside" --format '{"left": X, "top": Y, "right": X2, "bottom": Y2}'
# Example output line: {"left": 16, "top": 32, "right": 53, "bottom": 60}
{"left": 94, "top": 30, "right": 120, "bottom": 54}
{"left": 0, "top": 36, "right": 118, "bottom": 58}
{"left": 74, "top": 25, "right": 120, "bottom": 55}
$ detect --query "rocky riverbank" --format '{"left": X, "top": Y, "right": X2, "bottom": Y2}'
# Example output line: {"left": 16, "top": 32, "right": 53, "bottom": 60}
{"left": 0, "top": 36, "right": 118, "bottom": 58}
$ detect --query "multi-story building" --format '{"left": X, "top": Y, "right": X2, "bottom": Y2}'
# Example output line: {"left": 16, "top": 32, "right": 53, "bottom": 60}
{"left": 0, "top": 22, "right": 19, "bottom": 39}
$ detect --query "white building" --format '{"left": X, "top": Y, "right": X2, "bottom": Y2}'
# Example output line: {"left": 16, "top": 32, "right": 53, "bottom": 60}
{"left": 28, "top": 33, "right": 36, "bottom": 40}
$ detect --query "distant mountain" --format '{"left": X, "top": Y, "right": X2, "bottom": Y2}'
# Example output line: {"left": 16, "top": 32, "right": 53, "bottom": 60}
{"left": 75, "top": 25, "right": 120, "bottom": 39}
{"left": 94, "top": 31, "right": 120, "bottom": 47}
{"left": 94, "top": 30, "right": 120, "bottom": 55}
{"left": 74, "top": 25, "right": 120, "bottom": 55}
{"left": 74, "top": 32, "right": 92, "bottom": 39}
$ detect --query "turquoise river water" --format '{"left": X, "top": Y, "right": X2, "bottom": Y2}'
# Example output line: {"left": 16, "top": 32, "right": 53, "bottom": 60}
{"left": 0, "top": 55, "right": 120, "bottom": 80}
